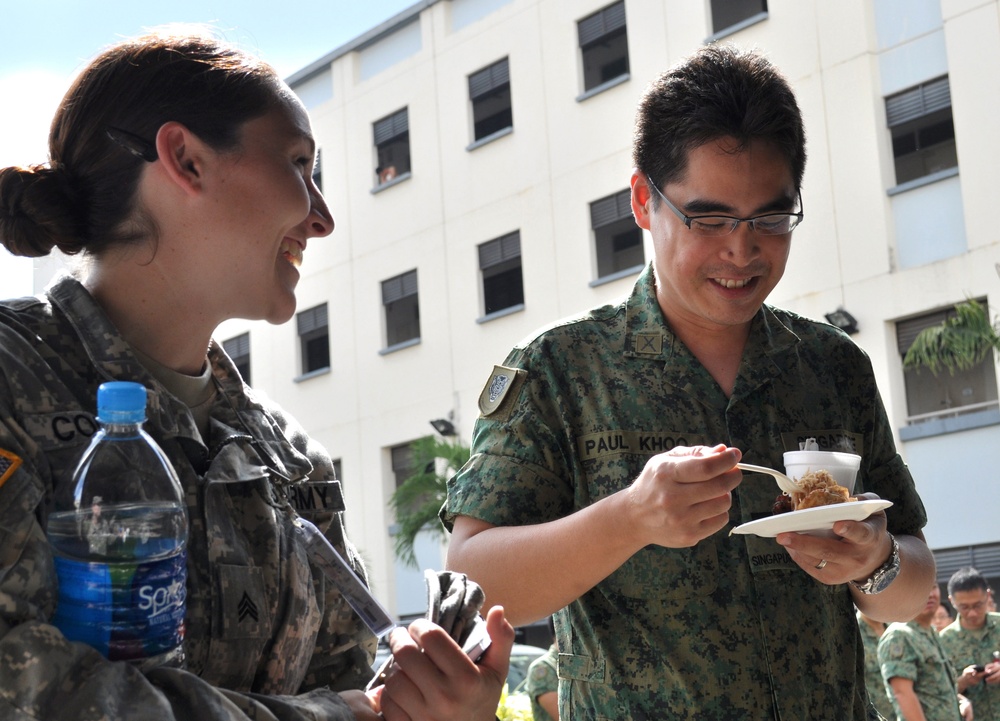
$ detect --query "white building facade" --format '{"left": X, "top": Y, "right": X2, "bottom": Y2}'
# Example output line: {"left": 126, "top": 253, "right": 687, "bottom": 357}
{"left": 208, "top": 0, "right": 1000, "bottom": 619}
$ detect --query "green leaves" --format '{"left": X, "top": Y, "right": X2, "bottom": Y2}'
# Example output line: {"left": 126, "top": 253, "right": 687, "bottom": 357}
{"left": 388, "top": 435, "right": 471, "bottom": 568}
{"left": 903, "top": 298, "right": 1000, "bottom": 376}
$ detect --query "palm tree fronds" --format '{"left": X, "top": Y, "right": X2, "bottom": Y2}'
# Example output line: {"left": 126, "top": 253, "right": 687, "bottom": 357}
{"left": 389, "top": 435, "right": 471, "bottom": 568}
{"left": 903, "top": 298, "right": 1000, "bottom": 376}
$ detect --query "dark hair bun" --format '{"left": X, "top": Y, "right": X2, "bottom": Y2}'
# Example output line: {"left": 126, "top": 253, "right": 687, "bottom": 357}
{"left": 0, "top": 163, "right": 85, "bottom": 257}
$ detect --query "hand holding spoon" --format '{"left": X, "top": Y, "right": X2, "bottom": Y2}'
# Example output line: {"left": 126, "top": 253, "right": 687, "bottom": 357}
{"left": 735, "top": 462, "right": 801, "bottom": 495}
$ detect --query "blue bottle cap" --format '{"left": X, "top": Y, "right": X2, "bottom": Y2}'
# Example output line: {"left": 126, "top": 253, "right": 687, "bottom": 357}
{"left": 96, "top": 381, "right": 147, "bottom": 424}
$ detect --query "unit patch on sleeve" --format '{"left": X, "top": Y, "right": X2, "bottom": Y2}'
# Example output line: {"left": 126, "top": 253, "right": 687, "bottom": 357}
{"left": 478, "top": 365, "right": 527, "bottom": 421}
{"left": 0, "top": 448, "right": 23, "bottom": 490}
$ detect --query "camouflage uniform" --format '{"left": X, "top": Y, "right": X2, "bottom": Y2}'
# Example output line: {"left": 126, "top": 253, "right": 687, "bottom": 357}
{"left": 444, "top": 264, "right": 927, "bottom": 721}
{"left": 939, "top": 612, "right": 1000, "bottom": 720}
{"left": 524, "top": 644, "right": 559, "bottom": 721}
{"left": 0, "top": 276, "right": 376, "bottom": 721}
{"left": 878, "top": 621, "right": 962, "bottom": 721}
{"left": 859, "top": 611, "right": 897, "bottom": 720}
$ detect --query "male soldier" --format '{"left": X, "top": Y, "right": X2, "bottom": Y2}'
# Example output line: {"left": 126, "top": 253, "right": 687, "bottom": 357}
{"left": 879, "top": 585, "right": 968, "bottom": 720}
{"left": 443, "top": 44, "right": 935, "bottom": 720}
{"left": 859, "top": 609, "right": 898, "bottom": 721}
{"left": 941, "top": 567, "right": 1000, "bottom": 719}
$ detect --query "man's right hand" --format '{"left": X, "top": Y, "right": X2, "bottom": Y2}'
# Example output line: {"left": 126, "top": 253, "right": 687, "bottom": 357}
{"left": 624, "top": 444, "right": 743, "bottom": 548}
{"left": 957, "top": 665, "right": 987, "bottom": 693}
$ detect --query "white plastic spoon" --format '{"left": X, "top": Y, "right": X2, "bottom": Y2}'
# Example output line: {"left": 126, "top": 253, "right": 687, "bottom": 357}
{"left": 735, "top": 462, "right": 801, "bottom": 495}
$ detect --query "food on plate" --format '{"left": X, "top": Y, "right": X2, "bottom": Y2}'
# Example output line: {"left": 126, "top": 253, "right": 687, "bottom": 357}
{"left": 771, "top": 469, "right": 856, "bottom": 515}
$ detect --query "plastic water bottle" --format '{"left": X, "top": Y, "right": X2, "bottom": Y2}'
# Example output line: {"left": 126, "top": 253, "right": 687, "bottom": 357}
{"left": 47, "top": 381, "right": 188, "bottom": 669}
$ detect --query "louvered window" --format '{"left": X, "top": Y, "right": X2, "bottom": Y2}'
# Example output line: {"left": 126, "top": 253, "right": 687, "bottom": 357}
{"left": 222, "top": 333, "right": 251, "bottom": 384}
{"left": 886, "top": 77, "right": 956, "bottom": 185}
{"left": 469, "top": 58, "right": 512, "bottom": 141}
{"left": 886, "top": 78, "right": 951, "bottom": 128}
{"left": 373, "top": 108, "right": 411, "bottom": 184}
{"left": 479, "top": 232, "right": 523, "bottom": 316}
{"left": 933, "top": 543, "right": 1000, "bottom": 588}
{"left": 297, "top": 304, "right": 330, "bottom": 374}
{"left": 896, "top": 301, "right": 998, "bottom": 423}
{"left": 711, "top": 0, "right": 767, "bottom": 34}
{"left": 591, "top": 190, "right": 643, "bottom": 279}
{"left": 382, "top": 271, "right": 420, "bottom": 347}
{"left": 578, "top": 2, "right": 629, "bottom": 93}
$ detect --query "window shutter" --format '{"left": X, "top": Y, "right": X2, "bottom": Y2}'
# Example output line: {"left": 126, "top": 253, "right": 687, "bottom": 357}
{"left": 578, "top": 1, "right": 626, "bottom": 47}
{"left": 479, "top": 231, "right": 521, "bottom": 269}
{"left": 886, "top": 77, "right": 951, "bottom": 127}
{"left": 382, "top": 270, "right": 418, "bottom": 304}
{"left": 374, "top": 108, "right": 409, "bottom": 145}
{"left": 590, "top": 189, "right": 632, "bottom": 229}
{"left": 297, "top": 304, "right": 328, "bottom": 335}
{"left": 222, "top": 333, "right": 250, "bottom": 358}
{"left": 469, "top": 58, "right": 510, "bottom": 101}
{"left": 895, "top": 308, "right": 950, "bottom": 355}
{"left": 933, "top": 543, "right": 1000, "bottom": 584}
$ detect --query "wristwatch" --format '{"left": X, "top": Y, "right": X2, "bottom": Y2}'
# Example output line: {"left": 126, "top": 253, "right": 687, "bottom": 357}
{"left": 851, "top": 533, "right": 900, "bottom": 595}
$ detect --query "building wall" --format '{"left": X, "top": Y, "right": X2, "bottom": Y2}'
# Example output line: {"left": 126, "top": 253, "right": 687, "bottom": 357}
{"left": 210, "top": 0, "right": 1000, "bottom": 615}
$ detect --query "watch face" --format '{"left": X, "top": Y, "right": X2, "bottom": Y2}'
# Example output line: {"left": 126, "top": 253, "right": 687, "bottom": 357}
{"left": 871, "top": 541, "right": 901, "bottom": 593}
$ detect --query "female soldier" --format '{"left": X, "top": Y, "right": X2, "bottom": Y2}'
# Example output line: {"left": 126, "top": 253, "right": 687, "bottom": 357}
{"left": 0, "top": 31, "right": 512, "bottom": 721}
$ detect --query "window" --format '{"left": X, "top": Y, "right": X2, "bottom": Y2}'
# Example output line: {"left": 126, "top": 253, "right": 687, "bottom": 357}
{"left": 391, "top": 444, "right": 414, "bottom": 489}
{"left": 896, "top": 304, "right": 998, "bottom": 424}
{"left": 711, "top": 0, "right": 767, "bottom": 34}
{"left": 886, "top": 77, "right": 957, "bottom": 186}
{"left": 297, "top": 303, "right": 330, "bottom": 375}
{"left": 479, "top": 231, "right": 523, "bottom": 316}
{"left": 469, "top": 58, "right": 512, "bottom": 142}
{"left": 312, "top": 148, "right": 323, "bottom": 194}
{"left": 591, "top": 189, "right": 643, "bottom": 279}
{"left": 382, "top": 270, "right": 420, "bottom": 348}
{"left": 374, "top": 108, "right": 410, "bottom": 185}
{"left": 578, "top": 2, "right": 629, "bottom": 93}
{"left": 222, "top": 332, "right": 251, "bottom": 384}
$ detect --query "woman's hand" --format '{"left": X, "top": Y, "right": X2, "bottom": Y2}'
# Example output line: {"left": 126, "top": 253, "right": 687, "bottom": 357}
{"left": 379, "top": 605, "right": 514, "bottom": 721}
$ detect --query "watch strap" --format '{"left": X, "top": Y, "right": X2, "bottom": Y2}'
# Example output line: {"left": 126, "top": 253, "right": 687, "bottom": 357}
{"left": 851, "top": 533, "right": 900, "bottom": 595}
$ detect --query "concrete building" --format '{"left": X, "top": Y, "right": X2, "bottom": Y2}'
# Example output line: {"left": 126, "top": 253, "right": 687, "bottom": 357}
{"left": 204, "top": 0, "right": 1000, "bottom": 619}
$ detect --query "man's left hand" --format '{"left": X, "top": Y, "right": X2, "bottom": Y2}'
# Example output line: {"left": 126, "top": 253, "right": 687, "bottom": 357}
{"left": 775, "top": 492, "right": 890, "bottom": 584}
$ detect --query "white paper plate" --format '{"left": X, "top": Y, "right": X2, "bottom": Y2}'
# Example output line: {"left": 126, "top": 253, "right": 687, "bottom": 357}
{"left": 730, "top": 499, "right": 893, "bottom": 538}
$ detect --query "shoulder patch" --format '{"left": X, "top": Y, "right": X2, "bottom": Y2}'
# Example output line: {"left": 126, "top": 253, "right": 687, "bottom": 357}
{"left": 478, "top": 365, "right": 527, "bottom": 421}
{"left": 0, "top": 448, "right": 23, "bottom": 490}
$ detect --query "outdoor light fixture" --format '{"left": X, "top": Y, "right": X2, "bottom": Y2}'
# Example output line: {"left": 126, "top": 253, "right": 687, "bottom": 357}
{"left": 430, "top": 418, "right": 457, "bottom": 436}
{"left": 825, "top": 308, "right": 859, "bottom": 335}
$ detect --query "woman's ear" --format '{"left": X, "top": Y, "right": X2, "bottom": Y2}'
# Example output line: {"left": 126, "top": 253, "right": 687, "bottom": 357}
{"left": 154, "top": 121, "right": 205, "bottom": 197}
{"left": 630, "top": 169, "right": 653, "bottom": 230}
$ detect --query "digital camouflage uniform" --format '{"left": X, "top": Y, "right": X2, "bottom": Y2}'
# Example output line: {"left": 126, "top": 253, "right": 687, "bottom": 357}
{"left": 878, "top": 621, "right": 961, "bottom": 721}
{"left": 939, "top": 612, "right": 1000, "bottom": 720}
{"left": 859, "top": 611, "right": 897, "bottom": 720}
{"left": 0, "top": 276, "right": 376, "bottom": 721}
{"left": 524, "top": 644, "right": 559, "bottom": 721}
{"left": 444, "top": 264, "right": 927, "bottom": 721}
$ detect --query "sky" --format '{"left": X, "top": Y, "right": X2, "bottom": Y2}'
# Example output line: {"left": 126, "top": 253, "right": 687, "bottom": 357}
{"left": 0, "top": 0, "right": 417, "bottom": 296}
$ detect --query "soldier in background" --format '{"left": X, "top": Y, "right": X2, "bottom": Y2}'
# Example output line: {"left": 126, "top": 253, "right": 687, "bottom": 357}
{"left": 0, "top": 30, "right": 512, "bottom": 721}
{"left": 941, "top": 567, "right": 1000, "bottom": 720}
{"left": 879, "top": 585, "right": 969, "bottom": 721}
{"left": 443, "top": 44, "right": 935, "bottom": 720}
{"left": 859, "top": 609, "right": 899, "bottom": 720}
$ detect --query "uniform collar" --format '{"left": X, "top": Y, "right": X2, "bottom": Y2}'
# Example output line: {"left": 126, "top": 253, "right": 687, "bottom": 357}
{"left": 621, "top": 263, "right": 801, "bottom": 399}
{"left": 46, "top": 274, "right": 313, "bottom": 485}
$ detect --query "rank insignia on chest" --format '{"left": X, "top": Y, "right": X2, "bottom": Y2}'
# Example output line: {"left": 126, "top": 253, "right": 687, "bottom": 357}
{"left": 0, "top": 448, "right": 22, "bottom": 490}
{"left": 479, "top": 364, "right": 527, "bottom": 421}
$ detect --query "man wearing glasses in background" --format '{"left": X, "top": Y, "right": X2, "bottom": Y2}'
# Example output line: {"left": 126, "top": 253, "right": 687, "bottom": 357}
{"left": 443, "top": 44, "right": 935, "bottom": 720}
{"left": 941, "top": 567, "right": 1000, "bottom": 719}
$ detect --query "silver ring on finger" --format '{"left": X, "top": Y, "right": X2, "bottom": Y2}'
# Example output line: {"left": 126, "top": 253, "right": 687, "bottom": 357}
{"left": 815, "top": 559, "right": 828, "bottom": 570}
